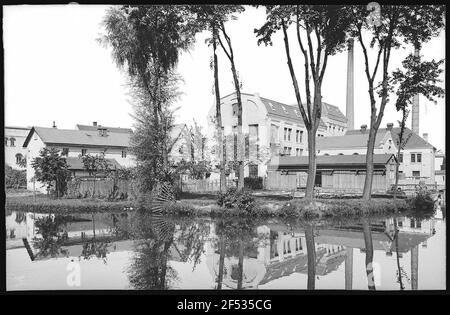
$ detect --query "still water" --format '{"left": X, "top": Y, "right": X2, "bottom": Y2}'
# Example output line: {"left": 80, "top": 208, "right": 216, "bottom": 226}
{"left": 6, "top": 208, "right": 446, "bottom": 290}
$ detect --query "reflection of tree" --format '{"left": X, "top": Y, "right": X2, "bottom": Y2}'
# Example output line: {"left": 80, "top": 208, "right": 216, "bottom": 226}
{"left": 362, "top": 218, "right": 376, "bottom": 290}
{"left": 305, "top": 224, "right": 316, "bottom": 290}
{"left": 79, "top": 213, "right": 111, "bottom": 264}
{"left": 127, "top": 211, "right": 177, "bottom": 290}
{"left": 213, "top": 218, "right": 258, "bottom": 290}
{"left": 176, "top": 218, "right": 210, "bottom": 270}
{"left": 32, "top": 215, "right": 70, "bottom": 259}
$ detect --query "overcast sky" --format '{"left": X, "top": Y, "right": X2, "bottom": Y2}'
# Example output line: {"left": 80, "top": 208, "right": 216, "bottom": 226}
{"left": 3, "top": 5, "right": 446, "bottom": 151}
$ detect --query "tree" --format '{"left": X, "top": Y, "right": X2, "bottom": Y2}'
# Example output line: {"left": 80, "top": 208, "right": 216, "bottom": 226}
{"left": 213, "top": 5, "right": 244, "bottom": 190}
{"left": 362, "top": 218, "right": 376, "bottom": 290}
{"left": 100, "top": 5, "right": 198, "bottom": 192}
{"left": 389, "top": 54, "right": 444, "bottom": 199}
{"left": 255, "top": 5, "right": 352, "bottom": 200}
{"left": 80, "top": 153, "right": 111, "bottom": 197}
{"left": 349, "top": 5, "right": 445, "bottom": 200}
{"left": 31, "top": 147, "right": 71, "bottom": 197}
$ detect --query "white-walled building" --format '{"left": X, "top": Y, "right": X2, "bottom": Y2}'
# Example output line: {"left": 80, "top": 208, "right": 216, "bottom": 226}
{"left": 310, "top": 124, "right": 437, "bottom": 185}
{"left": 23, "top": 125, "right": 136, "bottom": 192}
{"left": 206, "top": 92, "right": 347, "bottom": 179}
{"left": 4, "top": 126, "right": 31, "bottom": 170}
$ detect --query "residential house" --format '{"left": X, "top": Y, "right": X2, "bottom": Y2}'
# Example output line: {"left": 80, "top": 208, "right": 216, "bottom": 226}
{"left": 4, "top": 126, "right": 31, "bottom": 170}
{"left": 206, "top": 92, "right": 347, "bottom": 179}
{"left": 23, "top": 124, "right": 135, "bottom": 192}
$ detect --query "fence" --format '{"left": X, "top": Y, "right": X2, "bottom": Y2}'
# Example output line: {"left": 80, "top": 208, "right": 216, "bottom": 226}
{"left": 180, "top": 179, "right": 236, "bottom": 193}
{"left": 66, "top": 178, "right": 134, "bottom": 199}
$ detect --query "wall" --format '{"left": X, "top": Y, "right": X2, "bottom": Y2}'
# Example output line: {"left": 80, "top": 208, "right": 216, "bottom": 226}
{"left": 4, "top": 127, "right": 30, "bottom": 170}
{"left": 398, "top": 148, "right": 435, "bottom": 184}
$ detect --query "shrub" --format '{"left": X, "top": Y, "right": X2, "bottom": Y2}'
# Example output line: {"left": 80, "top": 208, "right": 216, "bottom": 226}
{"left": 244, "top": 177, "right": 263, "bottom": 190}
{"left": 5, "top": 165, "right": 26, "bottom": 188}
{"left": 408, "top": 188, "right": 435, "bottom": 216}
{"left": 217, "top": 187, "right": 256, "bottom": 214}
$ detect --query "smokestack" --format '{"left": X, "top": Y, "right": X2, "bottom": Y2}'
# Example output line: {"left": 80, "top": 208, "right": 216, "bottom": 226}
{"left": 93, "top": 121, "right": 97, "bottom": 127}
{"left": 422, "top": 133, "right": 428, "bottom": 143}
{"left": 52, "top": 121, "right": 57, "bottom": 129}
{"left": 360, "top": 124, "right": 367, "bottom": 133}
{"left": 346, "top": 39, "right": 355, "bottom": 130}
{"left": 412, "top": 47, "right": 420, "bottom": 134}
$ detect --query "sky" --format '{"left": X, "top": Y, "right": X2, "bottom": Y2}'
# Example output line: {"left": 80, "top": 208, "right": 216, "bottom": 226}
{"left": 3, "top": 4, "right": 446, "bottom": 152}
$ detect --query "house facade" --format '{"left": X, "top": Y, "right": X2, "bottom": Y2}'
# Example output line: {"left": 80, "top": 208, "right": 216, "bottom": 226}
{"left": 206, "top": 92, "right": 347, "bottom": 179}
{"left": 4, "top": 126, "right": 31, "bottom": 170}
{"left": 23, "top": 125, "right": 136, "bottom": 192}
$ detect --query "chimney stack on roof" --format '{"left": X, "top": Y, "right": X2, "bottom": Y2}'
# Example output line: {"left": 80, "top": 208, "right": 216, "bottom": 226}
{"left": 360, "top": 124, "right": 367, "bottom": 133}
{"left": 52, "top": 121, "right": 57, "bottom": 129}
{"left": 423, "top": 133, "right": 429, "bottom": 143}
{"left": 386, "top": 123, "right": 393, "bottom": 131}
{"left": 93, "top": 121, "right": 97, "bottom": 127}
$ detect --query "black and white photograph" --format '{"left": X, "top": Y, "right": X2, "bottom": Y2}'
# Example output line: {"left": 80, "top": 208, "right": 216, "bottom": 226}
{"left": 2, "top": 2, "right": 446, "bottom": 299}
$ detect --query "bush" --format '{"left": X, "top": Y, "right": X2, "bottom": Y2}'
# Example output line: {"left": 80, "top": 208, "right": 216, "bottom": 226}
{"left": 244, "top": 177, "right": 263, "bottom": 190}
{"left": 217, "top": 187, "right": 256, "bottom": 214}
{"left": 5, "top": 165, "right": 26, "bottom": 188}
{"left": 408, "top": 188, "right": 435, "bottom": 215}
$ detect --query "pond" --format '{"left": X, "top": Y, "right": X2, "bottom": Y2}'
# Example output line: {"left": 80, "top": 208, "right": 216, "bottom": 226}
{"left": 5, "top": 207, "right": 446, "bottom": 291}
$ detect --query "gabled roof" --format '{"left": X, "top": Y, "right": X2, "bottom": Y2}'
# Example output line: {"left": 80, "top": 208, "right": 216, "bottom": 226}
{"left": 23, "top": 127, "right": 131, "bottom": 148}
{"left": 317, "top": 129, "right": 390, "bottom": 150}
{"left": 269, "top": 154, "right": 396, "bottom": 170}
{"left": 65, "top": 156, "right": 122, "bottom": 171}
{"left": 76, "top": 124, "right": 133, "bottom": 134}
{"left": 259, "top": 96, "right": 328, "bottom": 130}
{"left": 345, "top": 127, "right": 435, "bottom": 150}
{"left": 322, "top": 102, "right": 348, "bottom": 123}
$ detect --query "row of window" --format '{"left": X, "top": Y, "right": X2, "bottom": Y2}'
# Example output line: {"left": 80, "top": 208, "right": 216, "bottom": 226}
{"left": 282, "top": 147, "right": 304, "bottom": 156}
{"left": 60, "top": 148, "right": 127, "bottom": 158}
{"left": 5, "top": 137, "right": 16, "bottom": 147}
{"left": 398, "top": 153, "right": 422, "bottom": 163}
{"left": 328, "top": 125, "right": 345, "bottom": 133}
{"left": 282, "top": 127, "right": 304, "bottom": 143}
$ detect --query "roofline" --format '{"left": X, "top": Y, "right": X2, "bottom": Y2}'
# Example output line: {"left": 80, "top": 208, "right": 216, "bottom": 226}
{"left": 220, "top": 91, "right": 256, "bottom": 100}
{"left": 5, "top": 126, "right": 32, "bottom": 130}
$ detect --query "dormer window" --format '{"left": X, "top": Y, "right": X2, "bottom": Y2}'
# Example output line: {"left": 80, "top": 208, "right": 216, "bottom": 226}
{"left": 268, "top": 102, "right": 275, "bottom": 111}
{"left": 98, "top": 127, "right": 108, "bottom": 137}
{"left": 281, "top": 105, "right": 288, "bottom": 113}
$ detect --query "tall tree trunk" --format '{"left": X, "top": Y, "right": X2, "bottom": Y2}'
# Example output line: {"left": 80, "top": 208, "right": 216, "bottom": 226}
{"left": 237, "top": 239, "right": 244, "bottom": 289}
{"left": 362, "top": 126, "right": 377, "bottom": 200}
{"left": 305, "top": 129, "right": 317, "bottom": 200}
{"left": 212, "top": 26, "right": 226, "bottom": 193}
{"left": 362, "top": 218, "right": 376, "bottom": 290}
{"left": 393, "top": 218, "right": 404, "bottom": 290}
{"left": 305, "top": 224, "right": 316, "bottom": 290}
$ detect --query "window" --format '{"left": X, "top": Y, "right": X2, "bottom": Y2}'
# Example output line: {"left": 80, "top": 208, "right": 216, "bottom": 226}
{"left": 249, "top": 164, "right": 258, "bottom": 178}
{"left": 411, "top": 154, "right": 416, "bottom": 163}
{"left": 270, "top": 124, "right": 279, "bottom": 143}
{"left": 10, "top": 138, "right": 16, "bottom": 147}
{"left": 300, "top": 149, "right": 303, "bottom": 156}
{"left": 399, "top": 153, "right": 403, "bottom": 163}
{"left": 287, "top": 147, "right": 292, "bottom": 155}
{"left": 417, "top": 153, "right": 422, "bottom": 163}
{"left": 338, "top": 153, "right": 344, "bottom": 155}
{"left": 353, "top": 153, "right": 359, "bottom": 155}
{"left": 179, "top": 145, "right": 184, "bottom": 154}
{"left": 232, "top": 103, "right": 238, "bottom": 116}
{"left": 300, "top": 131, "right": 303, "bottom": 143}
{"left": 15, "top": 154, "right": 23, "bottom": 165}
{"left": 287, "top": 128, "right": 292, "bottom": 141}
{"left": 412, "top": 171, "right": 420, "bottom": 178}
{"left": 81, "top": 148, "right": 87, "bottom": 156}
{"left": 284, "top": 128, "right": 287, "bottom": 141}
{"left": 122, "top": 150, "right": 127, "bottom": 158}
{"left": 4, "top": 137, "right": 8, "bottom": 146}
{"left": 296, "top": 148, "right": 300, "bottom": 156}
{"left": 268, "top": 102, "right": 275, "bottom": 111}
{"left": 281, "top": 105, "right": 288, "bottom": 113}
{"left": 62, "top": 148, "right": 69, "bottom": 156}
{"left": 296, "top": 130, "right": 300, "bottom": 143}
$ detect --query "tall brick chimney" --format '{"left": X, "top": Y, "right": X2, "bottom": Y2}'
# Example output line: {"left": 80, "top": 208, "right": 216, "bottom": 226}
{"left": 411, "top": 46, "right": 420, "bottom": 134}
{"left": 52, "top": 121, "right": 57, "bottom": 129}
{"left": 346, "top": 39, "right": 355, "bottom": 130}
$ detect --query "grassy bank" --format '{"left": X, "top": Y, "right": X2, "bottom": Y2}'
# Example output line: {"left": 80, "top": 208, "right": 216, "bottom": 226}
{"left": 6, "top": 192, "right": 418, "bottom": 219}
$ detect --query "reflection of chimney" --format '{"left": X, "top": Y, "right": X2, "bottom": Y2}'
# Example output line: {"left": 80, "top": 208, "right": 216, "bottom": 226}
{"left": 52, "top": 121, "right": 57, "bottom": 129}
{"left": 93, "top": 121, "right": 97, "bottom": 127}
{"left": 360, "top": 124, "right": 367, "bottom": 133}
{"left": 386, "top": 123, "right": 393, "bottom": 131}
{"left": 412, "top": 47, "right": 420, "bottom": 134}
{"left": 422, "top": 133, "right": 428, "bottom": 143}
{"left": 346, "top": 39, "right": 355, "bottom": 130}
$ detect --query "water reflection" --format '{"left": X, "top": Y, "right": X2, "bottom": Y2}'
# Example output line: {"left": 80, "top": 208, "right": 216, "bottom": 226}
{"left": 5, "top": 209, "right": 444, "bottom": 290}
